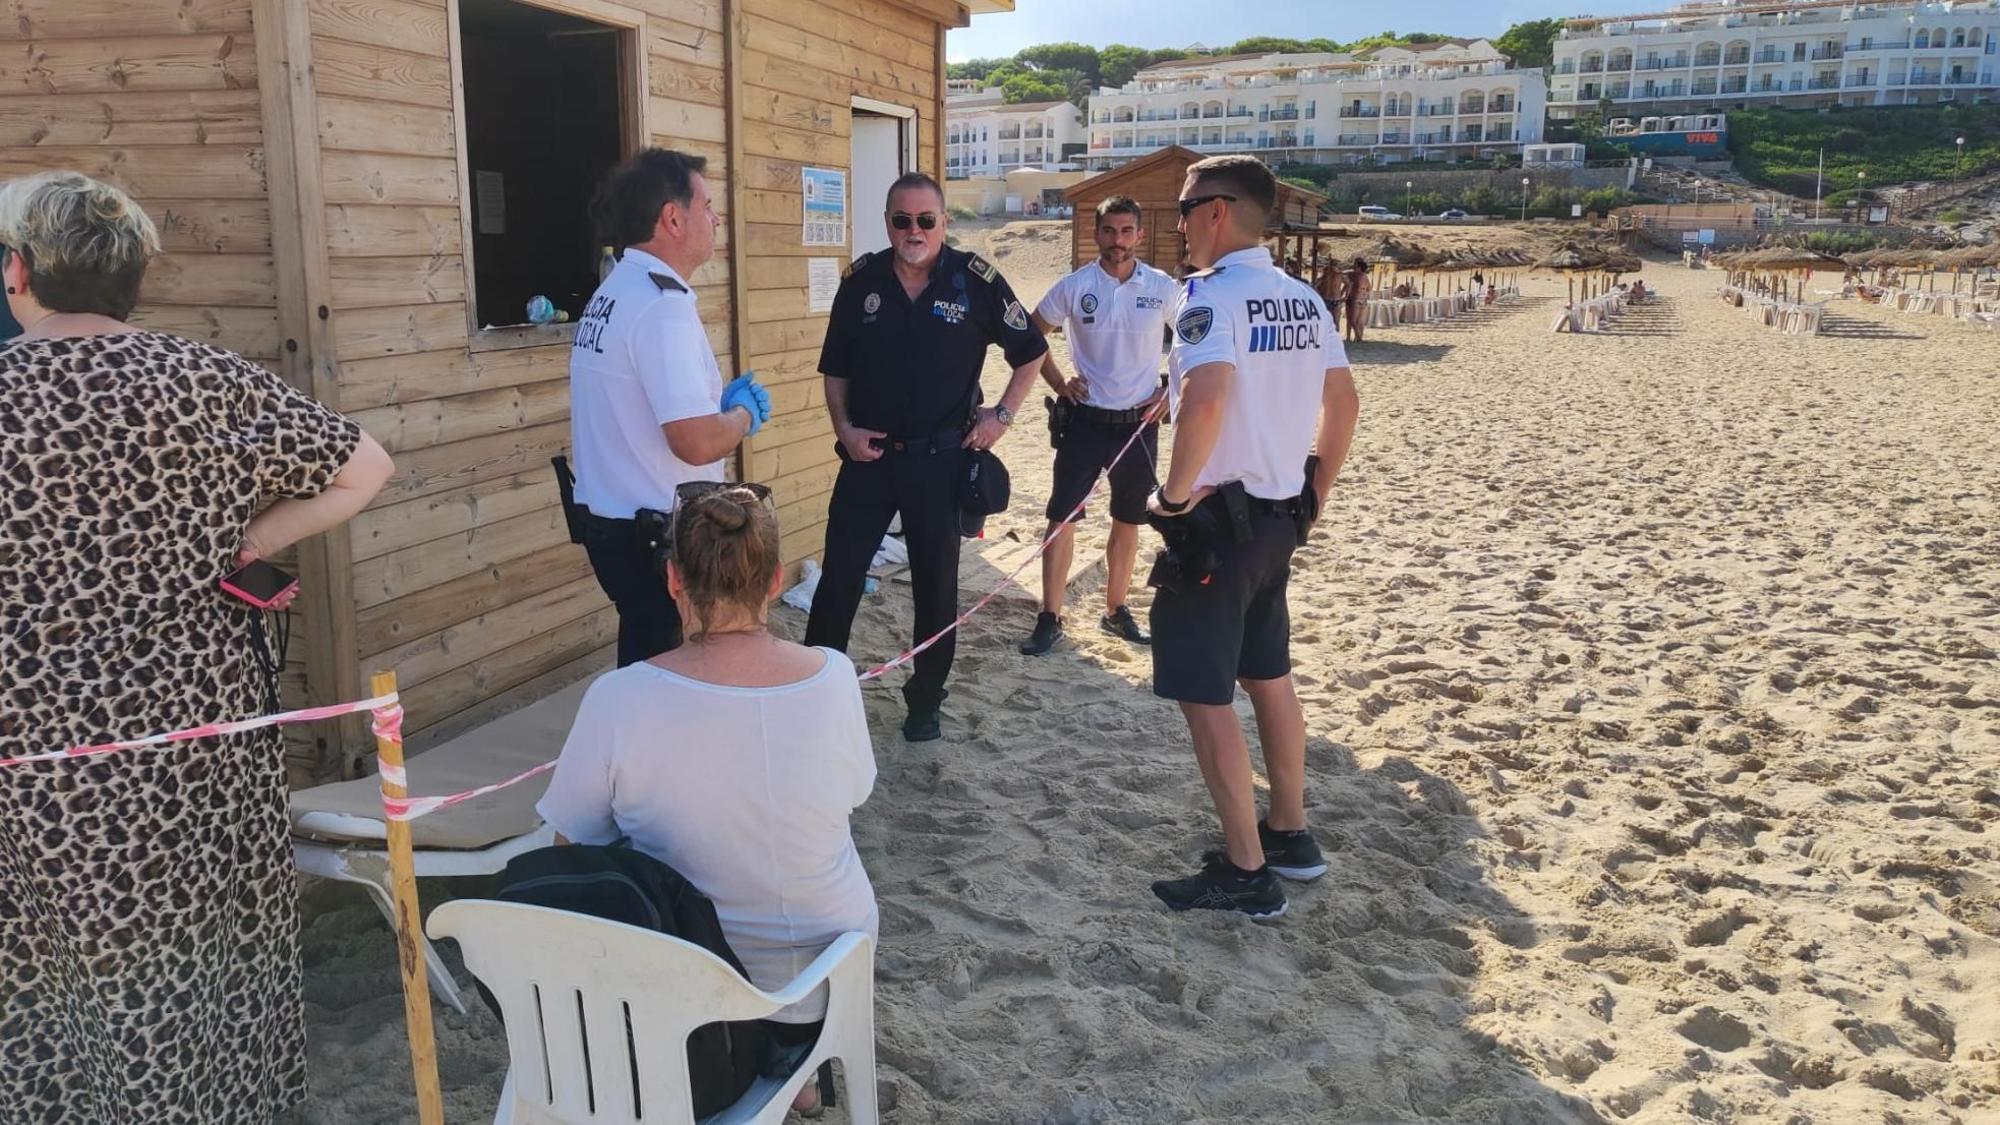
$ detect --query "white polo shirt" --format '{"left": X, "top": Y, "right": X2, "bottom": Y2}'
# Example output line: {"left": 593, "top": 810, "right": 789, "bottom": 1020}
{"left": 1168, "top": 246, "right": 1348, "bottom": 500}
{"left": 1033, "top": 258, "right": 1178, "bottom": 410}
{"left": 568, "top": 248, "right": 725, "bottom": 519}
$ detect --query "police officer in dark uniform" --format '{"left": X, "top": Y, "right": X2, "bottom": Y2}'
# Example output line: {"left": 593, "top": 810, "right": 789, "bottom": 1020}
{"left": 807, "top": 172, "right": 1047, "bottom": 742}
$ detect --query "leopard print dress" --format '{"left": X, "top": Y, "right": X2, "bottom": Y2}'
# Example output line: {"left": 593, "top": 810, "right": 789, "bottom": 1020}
{"left": 0, "top": 332, "right": 360, "bottom": 1123}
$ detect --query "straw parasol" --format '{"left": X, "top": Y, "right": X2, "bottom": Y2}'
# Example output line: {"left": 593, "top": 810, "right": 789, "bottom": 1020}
{"left": 1535, "top": 244, "right": 1602, "bottom": 303}
{"left": 1937, "top": 243, "right": 2000, "bottom": 291}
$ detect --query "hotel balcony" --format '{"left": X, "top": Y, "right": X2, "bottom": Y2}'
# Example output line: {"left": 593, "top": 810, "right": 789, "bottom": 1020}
{"left": 1847, "top": 73, "right": 1876, "bottom": 87}
{"left": 1336, "top": 133, "right": 1379, "bottom": 146}
{"left": 1724, "top": 50, "right": 1750, "bottom": 65}
{"left": 1694, "top": 53, "right": 1721, "bottom": 67}
{"left": 1581, "top": 62, "right": 1603, "bottom": 73}
{"left": 1754, "top": 49, "right": 1786, "bottom": 64}
{"left": 1810, "top": 47, "right": 1844, "bottom": 61}
{"left": 1339, "top": 106, "right": 1382, "bottom": 118}
{"left": 1845, "top": 40, "right": 1910, "bottom": 53}
{"left": 1807, "top": 76, "right": 1841, "bottom": 90}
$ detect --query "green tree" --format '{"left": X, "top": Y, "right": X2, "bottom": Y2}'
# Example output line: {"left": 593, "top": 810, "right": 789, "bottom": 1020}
{"left": 1001, "top": 67, "right": 1083, "bottom": 105}
{"left": 947, "top": 57, "right": 1010, "bottom": 82}
{"left": 1099, "top": 44, "right": 1152, "bottom": 88}
{"left": 1228, "top": 36, "right": 1313, "bottom": 55}
{"left": 1016, "top": 42, "right": 1100, "bottom": 84}
{"left": 1495, "top": 18, "right": 1562, "bottom": 71}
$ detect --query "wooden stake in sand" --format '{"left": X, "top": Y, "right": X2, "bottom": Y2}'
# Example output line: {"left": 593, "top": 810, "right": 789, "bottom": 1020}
{"left": 372, "top": 669, "right": 445, "bottom": 1125}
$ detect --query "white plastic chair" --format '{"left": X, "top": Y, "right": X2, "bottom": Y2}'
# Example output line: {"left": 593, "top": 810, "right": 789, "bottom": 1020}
{"left": 427, "top": 900, "right": 878, "bottom": 1125}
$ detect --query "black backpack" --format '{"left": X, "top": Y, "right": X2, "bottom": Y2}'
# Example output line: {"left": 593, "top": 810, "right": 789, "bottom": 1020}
{"left": 485, "top": 842, "right": 768, "bottom": 1118}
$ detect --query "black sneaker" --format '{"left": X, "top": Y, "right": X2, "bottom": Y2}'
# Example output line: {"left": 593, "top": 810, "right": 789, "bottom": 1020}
{"left": 902, "top": 706, "right": 942, "bottom": 742}
{"left": 1150, "top": 855, "right": 1288, "bottom": 919}
{"left": 1019, "top": 611, "right": 1064, "bottom": 656}
{"left": 1099, "top": 605, "right": 1150, "bottom": 645}
{"left": 1258, "top": 821, "right": 1328, "bottom": 882}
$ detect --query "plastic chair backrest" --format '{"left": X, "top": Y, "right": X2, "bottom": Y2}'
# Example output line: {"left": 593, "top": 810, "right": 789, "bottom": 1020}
{"left": 428, "top": 900, "right": 785, "bottom": 1124}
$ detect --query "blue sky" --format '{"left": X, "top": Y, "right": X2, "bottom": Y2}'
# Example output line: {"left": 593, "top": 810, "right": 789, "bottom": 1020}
{"left": 947, "top": 0, "right": 1669, "bottom": 62}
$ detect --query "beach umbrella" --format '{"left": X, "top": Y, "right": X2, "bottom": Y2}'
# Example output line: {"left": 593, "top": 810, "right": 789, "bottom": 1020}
{"left": 1534, "top": 245, "right": 1598, "bottom": 303}
{"left": 1937, "top": 243, "right": 2000, "bottom": 292}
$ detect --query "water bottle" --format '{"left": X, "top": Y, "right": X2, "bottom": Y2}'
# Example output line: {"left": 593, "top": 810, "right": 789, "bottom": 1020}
{"left": 526, "top": 296, "right": 567, "bottom": 325}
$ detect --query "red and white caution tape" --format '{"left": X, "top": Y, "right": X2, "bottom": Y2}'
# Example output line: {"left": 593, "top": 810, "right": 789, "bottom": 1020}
{"left": 856, "top": 398, "right": 1165, "bottom": 682}
{"left": 376, "top": 760, "right": 558, "bottom": 823}
{"left": 0, "top": 693, "right": 400, "bottom": 770}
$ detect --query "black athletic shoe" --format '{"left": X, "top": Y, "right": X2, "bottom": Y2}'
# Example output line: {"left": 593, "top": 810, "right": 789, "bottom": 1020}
{"left": 1099, "top": 605, "right": 1150, "bottom": 645}
{"left": 1150, "top": 856, "right": 1288, "bottom": 918}
{"left": 902, "top": 706, "right": 942, "bottom": 742}
{"left": 1258, "top": 821, "right": 1328, "bottom": 881}
{"left": 1019, "top": 611, "right": 1063, "bottom": 656}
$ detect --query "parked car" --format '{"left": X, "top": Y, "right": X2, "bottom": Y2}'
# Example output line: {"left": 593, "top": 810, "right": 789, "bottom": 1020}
{"left": 1436, "top": 208, "right": 1469, "bottom": 220}
{"left": 1358, "top": 205, "right": 1401, "bottom": 221}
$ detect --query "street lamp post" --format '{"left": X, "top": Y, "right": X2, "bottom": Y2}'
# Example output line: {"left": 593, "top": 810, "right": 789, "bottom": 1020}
{"left": 1521, "top": 175, "right": 1531, "bottom": 222}
{"left": 1405, "top": 179, "right": 1413, "bottom": 218}
{"left": 1956, "top": 135, "right": 1966, "bottom": 182}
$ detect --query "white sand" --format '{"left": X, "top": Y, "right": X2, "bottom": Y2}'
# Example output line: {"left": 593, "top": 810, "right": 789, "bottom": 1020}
{"left": 286, "top": 225, "right": 2000, "bottom": 1124}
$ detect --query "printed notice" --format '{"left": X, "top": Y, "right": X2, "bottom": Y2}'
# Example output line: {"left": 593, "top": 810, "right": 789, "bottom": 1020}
{"left": 807, "top": 257, "right": 840, "bottom": 313}
{"left": 802, "top": 167, "right": 846, "bottom": 246}
{"left": 474, "top": 171, "right": 506, "bottom": 235}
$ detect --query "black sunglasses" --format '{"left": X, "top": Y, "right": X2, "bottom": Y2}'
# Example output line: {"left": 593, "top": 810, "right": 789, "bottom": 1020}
{"left": 890, "top": 213, "right": 939, "bottom": 230}
{"left": 667, "top": 481, "right": 776, "bottom": 559}
{"left": 1178, "top": 193, "right": 1237, "bottom": 217}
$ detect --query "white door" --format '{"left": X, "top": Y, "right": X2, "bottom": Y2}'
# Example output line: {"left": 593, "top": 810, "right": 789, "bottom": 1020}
{"left": 851, "top": 110, "right": 907, "bottom": 257}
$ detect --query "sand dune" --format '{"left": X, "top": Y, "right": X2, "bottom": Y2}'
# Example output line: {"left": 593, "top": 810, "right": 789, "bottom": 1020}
{"left": 286, "top": 237, "right": 2000, "bottom": 1125}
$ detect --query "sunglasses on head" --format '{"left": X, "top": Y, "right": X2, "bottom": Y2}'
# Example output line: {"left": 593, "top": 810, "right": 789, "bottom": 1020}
{"left": 890, "top": 212, "right": 939, "bottom": 231}
{"left": 667, "top": 480, "right": 776, "bottom": 559}
{"left": 1178, "top": 193, "right": 1237, "bottom": 217}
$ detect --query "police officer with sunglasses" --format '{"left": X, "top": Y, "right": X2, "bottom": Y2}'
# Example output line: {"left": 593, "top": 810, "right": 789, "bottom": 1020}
{"left": 807, "top": 172, "right": 1047, "bottom": 742}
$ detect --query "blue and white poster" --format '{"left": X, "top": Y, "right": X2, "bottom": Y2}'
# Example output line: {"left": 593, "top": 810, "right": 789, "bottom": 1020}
{"left": 802, "top": 167, "right": 846, "bottom": 247}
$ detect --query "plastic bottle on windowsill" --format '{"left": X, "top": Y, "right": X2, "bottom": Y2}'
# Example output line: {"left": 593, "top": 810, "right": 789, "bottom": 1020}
{"left": 525, "top": 296, "right": 569, "bottom": 325}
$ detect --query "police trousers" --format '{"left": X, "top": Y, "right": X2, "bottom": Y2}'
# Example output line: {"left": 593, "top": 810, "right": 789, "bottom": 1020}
{"left": 805, "top": 443, "right": 966, "bottom": 711}
{"left": 580, "top": 511, "right": 684, "bottom": 666}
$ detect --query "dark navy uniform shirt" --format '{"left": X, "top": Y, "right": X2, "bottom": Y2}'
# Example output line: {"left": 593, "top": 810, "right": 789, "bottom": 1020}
{"left": 818, "top": 245, "right": 1047, "bottom": 438}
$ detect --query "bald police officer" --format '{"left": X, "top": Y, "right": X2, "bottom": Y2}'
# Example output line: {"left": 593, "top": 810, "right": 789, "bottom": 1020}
{"left": 567, "top": 148, "right": 772, "bottom": 666}
{"left": 807, "top": 173, "right": 1047, "bottom": 742}
{"left": 1147, "top": 155, "right": 1360, "bottom": 918}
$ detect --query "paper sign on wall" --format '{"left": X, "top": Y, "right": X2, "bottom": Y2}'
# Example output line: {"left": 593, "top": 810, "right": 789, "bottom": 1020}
{"left": 802, "top": 167, "right": 847, "bottom": 246}
{"left": 808, "top": 257, "right": 840, "bottom": 313}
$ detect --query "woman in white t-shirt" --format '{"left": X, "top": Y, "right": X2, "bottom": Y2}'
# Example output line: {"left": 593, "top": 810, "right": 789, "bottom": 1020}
{"left": 536, "top": 483, "right": 878, "bottom": 1114}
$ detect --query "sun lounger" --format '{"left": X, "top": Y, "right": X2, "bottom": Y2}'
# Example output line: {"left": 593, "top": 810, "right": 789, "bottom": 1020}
{"left": 290, "top": 675, "right": 596, "bottom": 1012}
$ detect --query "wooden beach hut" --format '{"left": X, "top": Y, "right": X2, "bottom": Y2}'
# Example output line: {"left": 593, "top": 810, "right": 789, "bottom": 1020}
{"left": 0, "top": 0, "right": 1010, "bottom": 779}
{"left": 1062, "top": 145, "right": 1327, "bottom": 274}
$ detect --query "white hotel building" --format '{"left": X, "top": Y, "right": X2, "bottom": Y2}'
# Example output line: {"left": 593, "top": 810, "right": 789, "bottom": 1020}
{"left": 1549, "top": 0, "right": 2000, "bottom": 119}
{"left": 1083, "top": 42, "right": 1547, "bottom": 169}
{"left": 945, "top": 89, "right": 1088, "bottom": 178}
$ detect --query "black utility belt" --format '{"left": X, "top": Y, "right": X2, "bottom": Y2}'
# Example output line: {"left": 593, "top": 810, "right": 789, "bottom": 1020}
{"left": 876, "top": 426, "right": 969, "bottom": 455}
{"left": 1071, "top": 403, "right": 1155, "bottom": 426}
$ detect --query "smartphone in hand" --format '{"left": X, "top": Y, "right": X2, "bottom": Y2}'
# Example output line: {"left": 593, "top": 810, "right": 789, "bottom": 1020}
{"left": 220, "top": 559, "right": 298, "bottom": 609}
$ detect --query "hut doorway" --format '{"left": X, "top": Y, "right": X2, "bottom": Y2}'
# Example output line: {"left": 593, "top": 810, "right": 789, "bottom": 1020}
{"left": 457, "top": 0, "right": 635, "bottom": 329}
{"left": 851, "top": 97, "right": 917, "bottom": 257}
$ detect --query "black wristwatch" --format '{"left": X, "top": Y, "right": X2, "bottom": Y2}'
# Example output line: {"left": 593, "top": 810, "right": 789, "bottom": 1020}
{"left": 1156, "top": 490, "right": 1191, "bottom": 514}
{"left": 993, "top": 403, "right": 1014, "bottom": 425}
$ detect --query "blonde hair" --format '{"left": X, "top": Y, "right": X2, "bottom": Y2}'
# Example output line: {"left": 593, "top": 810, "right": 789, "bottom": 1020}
{"left": 0, "top": 171, "right": 160, "bottom": 318}
{"left": 671, "top": 488, "right": 780, "bottom": 641}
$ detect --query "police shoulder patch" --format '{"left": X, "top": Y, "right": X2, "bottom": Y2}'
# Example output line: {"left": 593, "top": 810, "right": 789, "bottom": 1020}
{"left": 1080, "top": 293, "right": 1098, "bottom": 314}
{"left": 1175, "top": 306, "right": 1214, "bottom": 346}
{"left": 1003, "top": 299, "right": 1028, "bottom": 331}
{"left": 967, "top": 254, "right": 999, "bottom": 283}
{"left": 843, "top": 252, "right": 872, "bottom": 280}
{"left": 649, "top": 272, "right": 687, "bottom": 293}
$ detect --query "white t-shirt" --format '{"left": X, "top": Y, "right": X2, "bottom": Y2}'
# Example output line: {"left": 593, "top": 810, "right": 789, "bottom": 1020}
{"left": 1168, "top": 247, "right": 1348, "bottom": 500}
{"left": 568, "top": 248, "right": 725, "bottom": 519}
{"left": 535, "top": 650, "right": 879, "bottom": 1023}
{"left": 1033, "top": 259, "right": 1179, "bottom": 409}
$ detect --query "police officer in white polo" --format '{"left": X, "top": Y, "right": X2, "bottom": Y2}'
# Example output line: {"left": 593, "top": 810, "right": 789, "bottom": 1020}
{"left": 1146, "top": 155, "right": 1360, "bottom": 918}
{"left": 564, "top": 148, "right": 772, "bottom": 666}
{"left": 1019, "top": 194, "right": 1179, "bottom": 656}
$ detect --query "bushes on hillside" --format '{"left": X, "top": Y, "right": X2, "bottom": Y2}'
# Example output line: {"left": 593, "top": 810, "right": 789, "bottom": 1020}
{"left": 1728, "top": 104, "right": 2000, "bottom": 194}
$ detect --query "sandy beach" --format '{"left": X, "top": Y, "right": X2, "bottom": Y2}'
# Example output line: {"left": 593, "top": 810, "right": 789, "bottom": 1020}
{"left": 284, "top": 222, "right": 2000, "bottom": 1124}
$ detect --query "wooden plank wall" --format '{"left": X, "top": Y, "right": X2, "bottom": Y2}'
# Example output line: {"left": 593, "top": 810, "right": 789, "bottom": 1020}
{"left": 736, "top": 0, "right": 942, "bottom": 567}
{"left": 0, "top": 0, "right": 336, "bottom": 769}
{"left": 316, "top": 0, "right": 736, "bottom": 760}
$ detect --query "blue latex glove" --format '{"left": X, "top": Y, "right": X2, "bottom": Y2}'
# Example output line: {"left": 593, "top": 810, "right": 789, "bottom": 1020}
{"left": 720, "top": 372, "right": 773, "bottom": 435}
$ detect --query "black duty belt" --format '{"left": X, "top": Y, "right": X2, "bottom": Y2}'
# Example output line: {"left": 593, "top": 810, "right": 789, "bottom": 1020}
{"left": 1072, "top": 403, "right": 1154, "bottom": 426}
{"left": 880, "top": 426, "right": 969, "bottom": 455}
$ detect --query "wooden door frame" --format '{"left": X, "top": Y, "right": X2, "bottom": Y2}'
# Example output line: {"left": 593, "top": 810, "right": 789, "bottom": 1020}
{"left": 443, "top": 0, "right": 654, "bottom": 353}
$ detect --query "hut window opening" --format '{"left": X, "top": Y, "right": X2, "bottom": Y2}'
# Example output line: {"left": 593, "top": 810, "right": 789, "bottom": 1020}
{"left": 458, "top": 0, "right": 630, "bottom": 331}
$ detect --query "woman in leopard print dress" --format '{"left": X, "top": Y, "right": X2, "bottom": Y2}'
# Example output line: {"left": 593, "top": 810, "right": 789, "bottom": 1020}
{"left": 0, "top": 172, "right": 393, "bottom": 1122}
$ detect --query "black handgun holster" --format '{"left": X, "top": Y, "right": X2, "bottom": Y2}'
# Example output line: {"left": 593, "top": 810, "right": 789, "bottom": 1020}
{"left": 552, "top": 455, "right": 586, "bottom": 545}
{"left": 1147, "top": 499, "right": 1226, "bottom": 591}
{"left": 1296, "top": 454, "right": 1322, "bottom": 546}
{"left": 1044, "top": 395, "right": 1072, "bottom": 450}
{"left": 633, "top": 507, "right": 672, "bottom": 574}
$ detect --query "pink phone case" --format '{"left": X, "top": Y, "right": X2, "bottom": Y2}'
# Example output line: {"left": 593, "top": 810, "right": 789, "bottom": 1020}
{"left": 219, "top": 571, "right": 298, "bottom": 609}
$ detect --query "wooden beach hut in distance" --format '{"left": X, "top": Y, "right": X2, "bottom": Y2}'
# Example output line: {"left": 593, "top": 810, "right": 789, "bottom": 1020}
{"left": 1063, "top": 145, "right": 1327, "bottom": 273}
{"left": 0, "top": 0, "right": 1012, "bottom": 780}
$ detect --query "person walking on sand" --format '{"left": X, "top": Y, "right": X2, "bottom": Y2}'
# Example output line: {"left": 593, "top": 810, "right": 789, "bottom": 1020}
{"left": 1343, "top": 255, "right": 1371, "bottom": 343}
